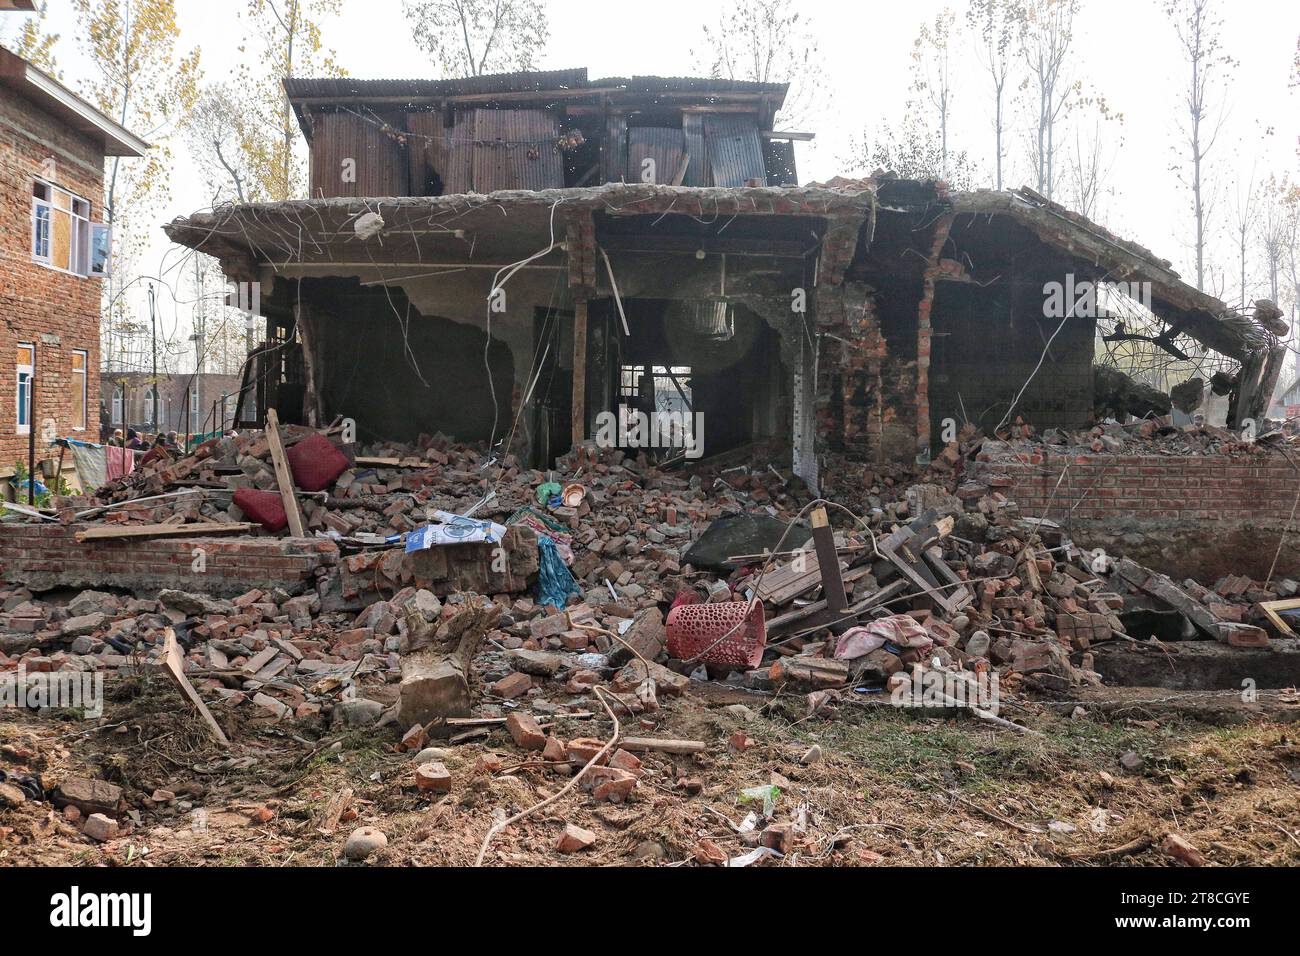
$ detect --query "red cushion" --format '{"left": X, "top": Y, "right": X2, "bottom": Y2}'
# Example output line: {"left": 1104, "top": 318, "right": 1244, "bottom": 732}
{"left": 235, "top": 488, "right": 287, "bottom": 532}
{"left": 287, "top": 433, "right": 350, "bottom": 492}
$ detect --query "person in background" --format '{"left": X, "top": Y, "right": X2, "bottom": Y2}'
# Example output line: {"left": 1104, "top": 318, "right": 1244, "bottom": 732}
{"left": 109, "top": 429, "right": 124, "bottom": 447}
{"left": 125, "top": 428, "right": 143, "bottom": 450}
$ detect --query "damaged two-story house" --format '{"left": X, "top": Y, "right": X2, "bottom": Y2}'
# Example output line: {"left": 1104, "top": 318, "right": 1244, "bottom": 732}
{"left": 162, "top": 67, "right": 1285, "bottom": 497}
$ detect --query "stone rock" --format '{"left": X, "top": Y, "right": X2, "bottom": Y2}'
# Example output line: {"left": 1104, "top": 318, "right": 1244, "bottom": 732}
{"left": 0, "top": 782, "right": 25, "bottom": 808}
{"left": 506, "top": 648, "right": 563, "bottom": 677}
{"left": 53, "top": 776, "right": 122, "bottom": 817}
{"left": 632, "top": 840, "right": 666, "bottom": 861}
{"left": 800, "top": 744, "right": 823, "bottom": 765}
{"left": 60, "top": 613, "right": 106, "bottom": 637}
{"left": 963, "top": 630, "right": 991, "bottom": 658}
{"left": 334, "top": 699, "right": 385, "bottom": 727}
{"left": 343, "top": 826, "right": 388, "bottom": 861}
{"left": 158, "top": 589, "right": 230, "bottom": 616}
{"left": 67, "top": 590, "right": 114, "bottom": 618}
{"left": 413, "top": 747, "right": 452, "bottom": 764}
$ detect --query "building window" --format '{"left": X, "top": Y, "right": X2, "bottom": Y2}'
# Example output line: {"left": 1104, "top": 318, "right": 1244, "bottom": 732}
{"left": 32, "top": 183, "right": 50, "bottom": 261}
{"left": 70, "top": 349, "right": 87, "bottom": 430}
{"left": 16, "top": 343, "right": 34, "bottom": 435}
{"left": 111, "top": 387, "right": 123, "bottom": 426}
{"left": 190, "top": 385, "right": 200, "bottom": 424}
{"left": 31, "top": 180, "right": 94, "bottom": 276}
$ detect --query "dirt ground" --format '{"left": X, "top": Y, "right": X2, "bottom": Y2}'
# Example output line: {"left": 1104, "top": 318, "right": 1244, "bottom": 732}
{"left": 2, "top": 673, "right": 1299, "bottom": 867}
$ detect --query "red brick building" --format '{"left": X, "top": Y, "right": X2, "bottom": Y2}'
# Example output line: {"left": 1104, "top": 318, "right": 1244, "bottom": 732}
{"left": 0, "top": 45, "right": 146, "bottom": 477}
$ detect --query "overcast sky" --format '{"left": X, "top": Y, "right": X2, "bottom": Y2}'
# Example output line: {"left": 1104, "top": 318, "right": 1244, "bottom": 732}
{"left": 5, "top": 0, "right": 1297, "bottom": 372}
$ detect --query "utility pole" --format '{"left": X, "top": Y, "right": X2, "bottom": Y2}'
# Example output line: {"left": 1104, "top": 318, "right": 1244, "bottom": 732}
{"left": 147, "top": 282, "right": 158, "bottom": 432}
{"left": 193, "top": 257, "right": 204, "bottom": 436}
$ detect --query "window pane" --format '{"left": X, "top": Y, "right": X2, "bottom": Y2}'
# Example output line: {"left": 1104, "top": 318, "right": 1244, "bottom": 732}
{"left": 32, "top": 204, "right": 50, "bottom": 259}
{"left": 16, "top": 345, "right": 33, "bottom": 366}
{"left": 71, "top": 351, "right": 87, "bottom": 429}
{"left": 17, "top": 374, "right": 30, "bottom": 428}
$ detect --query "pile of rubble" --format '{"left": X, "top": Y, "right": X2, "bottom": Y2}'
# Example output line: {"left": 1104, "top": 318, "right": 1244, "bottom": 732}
{"left": 3, "top": 417, "right": 1297, "bottom": 859}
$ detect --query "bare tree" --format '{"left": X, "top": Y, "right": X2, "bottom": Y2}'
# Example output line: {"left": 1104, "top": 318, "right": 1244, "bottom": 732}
{"left": 1230, "top": 166, "right": 1258, "bottom": 310}
{"left": 1259, "top": 176, "right": 1293, "bottom": 308}
{"left": 1018, "top": 0, "right": 1078, "bottom": 200}
{"left": 402, "top": 0, "right": 548, "bottom": 78}
{"left": 693, "top": 0, "right": 823, "bottom": 127}
{"left": 183, "top": 84, "right": 252, "bottom": 203}
{"left": 966, "top": 0, "right": 1023, "bottom": 190}
{"left": 911, "top": 9, "right": 959, "bottom": 181}
{"left": 1062, "top": 120, "right": 1114, "bottom": 221}
{"left": 1165, "top": 0, "right": 1235, "bottom": 291}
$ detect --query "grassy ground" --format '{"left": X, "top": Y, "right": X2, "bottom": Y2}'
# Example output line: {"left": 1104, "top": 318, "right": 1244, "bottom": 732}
{"left": 2, "top": 674, "right": 1298, "bottom": 867}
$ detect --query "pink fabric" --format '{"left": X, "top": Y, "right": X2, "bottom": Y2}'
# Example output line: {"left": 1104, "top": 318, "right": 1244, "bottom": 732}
{"left": 834, "top": 614, "right": 932, "bottom": 660}
{"left": 105, "top": 445, "right": 135, "bottom": 481}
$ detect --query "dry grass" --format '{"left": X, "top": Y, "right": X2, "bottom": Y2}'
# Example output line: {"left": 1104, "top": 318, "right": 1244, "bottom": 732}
{"left": 1, "top": 676, "right": 1298, "bottom": 867}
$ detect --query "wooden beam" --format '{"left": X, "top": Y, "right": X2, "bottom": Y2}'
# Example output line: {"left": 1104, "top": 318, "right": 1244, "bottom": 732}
{"left": 295, "top": 302, "right": 323, "bottom": 428}
{"left": 264, "top": 407, "right": 306, "bottom": 537}
{"left": 160, "top": 628, "right": 230, "bottom": 748}
{"left": 571, "top": 298, "right": 588, "bottom": 449}
{"left": 75, "top": 522, "right": 257, "bottom": 543}
{"left": 618, "top": 737, "right": 707, "bottom": 754}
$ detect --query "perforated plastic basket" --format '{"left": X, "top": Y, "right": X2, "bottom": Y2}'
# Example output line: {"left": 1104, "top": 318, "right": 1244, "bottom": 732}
{"left": 666, "top": 600, "right": 767, "bottom": 669}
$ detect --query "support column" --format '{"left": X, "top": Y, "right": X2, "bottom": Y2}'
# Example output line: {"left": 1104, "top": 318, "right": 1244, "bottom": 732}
{"left": 571, "top": 298, "right": 588, "bottom": 448}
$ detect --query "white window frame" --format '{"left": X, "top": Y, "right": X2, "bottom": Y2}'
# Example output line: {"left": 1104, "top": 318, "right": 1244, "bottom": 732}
{"left": 70, "top": 348, "right": 87, "bottom": 431}
{"left": 31, "top": 182, "right": 51, "bottom": 263}
{"left": 31, "top": 179, "right": 94, "bottom": 277}
{"left": 111, "top": 387, "right": 123, "bottom": 426}
{"left": 16, "top": 343, "right": 34, "bottom": 435}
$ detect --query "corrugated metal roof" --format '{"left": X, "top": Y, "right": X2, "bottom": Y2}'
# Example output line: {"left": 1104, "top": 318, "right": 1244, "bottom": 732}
{"left": 597, "top": 75, "right": 788, "bottom": 96}
{"left": 284, "top": 70, "right": 787, "bottom": 102}
{"left": 283, "top": 68, "right": 590, "bottom": 100}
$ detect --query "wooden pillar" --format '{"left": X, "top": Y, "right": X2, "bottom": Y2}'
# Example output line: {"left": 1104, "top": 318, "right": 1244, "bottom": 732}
{"left": 571, "top": 298, "right": 588, "bottom": 448}
{"left": 294, "top": 302, "right": 323, "bottom": 428}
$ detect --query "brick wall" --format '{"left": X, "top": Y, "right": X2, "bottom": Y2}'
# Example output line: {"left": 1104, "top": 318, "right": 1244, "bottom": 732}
{"left": 0, "top": 524, "right": 337, "bottom": 596}
{"left": 0, "top": 86, "right": 106, "bottom": 473}
{"left": 971, "top": 450, "right": 1300, "bottom": 579}
{"left": 0, "top": 522, "right": 541, "bottom": 600}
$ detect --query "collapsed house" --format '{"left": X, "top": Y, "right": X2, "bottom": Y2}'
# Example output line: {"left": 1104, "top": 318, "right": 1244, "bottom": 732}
{"left": 156, "top": 67, "right": 1290, "bottom": 576}
{"left": 163, "top": 70, "right": 1284, "bottom": 468}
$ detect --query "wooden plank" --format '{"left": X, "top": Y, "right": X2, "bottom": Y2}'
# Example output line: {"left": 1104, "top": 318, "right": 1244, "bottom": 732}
{"left": 766, "top": 578, "right": 909, "bottom": 636}
{"left": 264, "top": 407, "right": 306, "bottom": 537}
{"left": 159, "top": 628, "right": 230, "bottom": 748}
{"left": 571, "top": 298, "right": 588, "bottom": 448}
{"left": 753, "top": 554, "right": 824, "bottom": 605}
{"left": 75, "top": 522, "right": 256, "bottom": 542}
{"left": 618, "top": 737, "right": 707, "bottom": 755}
